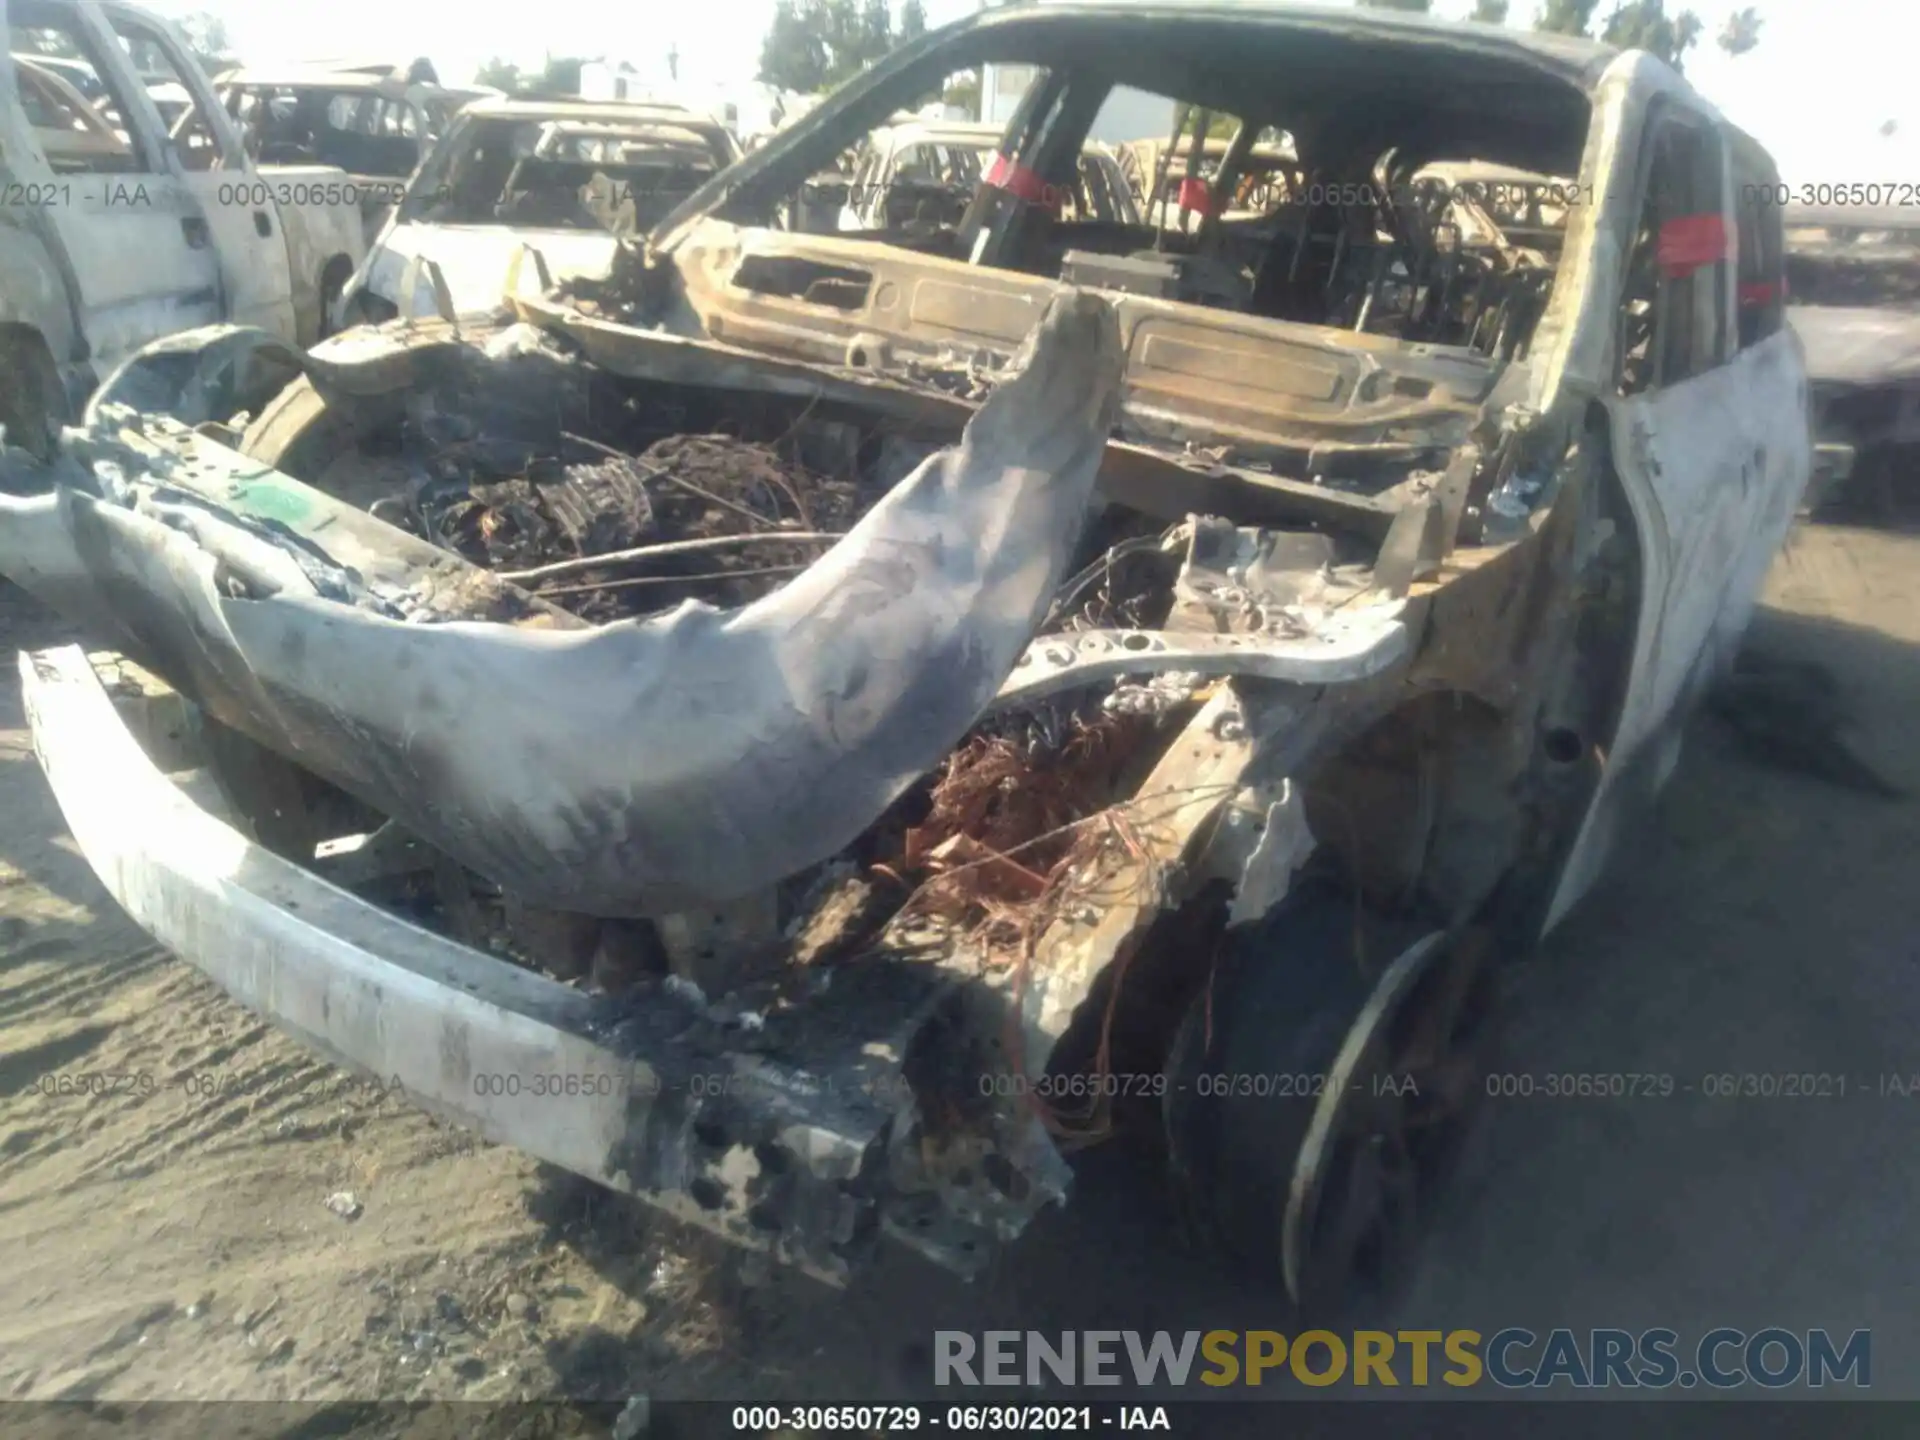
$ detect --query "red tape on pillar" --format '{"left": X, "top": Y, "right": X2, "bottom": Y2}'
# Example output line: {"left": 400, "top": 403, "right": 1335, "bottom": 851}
{"left": 984, "top": 152, "right": 1057, "bottom": 208}
{"left": 1177, "top": 176, "right": 1216, "bottom": 216}
{"left": 1657, "top": 213, "right": 1731, "bottom": 277}
{"left": 1738, "top": 280, "right": 1778, "bottom": 306}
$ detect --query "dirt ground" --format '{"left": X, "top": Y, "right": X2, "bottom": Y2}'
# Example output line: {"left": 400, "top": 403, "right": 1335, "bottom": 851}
{"left": 0, "top": 513, "right": 1915, "bottom": 1421}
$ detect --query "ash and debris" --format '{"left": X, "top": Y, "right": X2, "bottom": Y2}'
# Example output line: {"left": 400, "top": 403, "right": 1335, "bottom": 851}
{"left": 366, "top": 426, "right": 871, "bottom": 623}
{"left": 898, "top": 345, "right": 1009, "bottom": 403}
{"left": 888, "top": 702, "right": 1160, "bottom": 959}
{"left": 1043, "top": 520, "right": 1185, "bottom": 635}
{"left": 1103, "top": 669, "right": 1208, "bottom": 718}
{"left": 392, "top": 495, "right": 1199, "bottom": 987}
{"left": 783, "top": 862, "right": 893, "bottom": 968}
{"left": 315, "top": 359, "right": 943, "bottom": 628}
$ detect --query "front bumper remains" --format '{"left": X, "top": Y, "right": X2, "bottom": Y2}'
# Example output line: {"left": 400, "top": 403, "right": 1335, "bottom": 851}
{"left": 22, "top": 642, "right": 958, "bottom": 1285}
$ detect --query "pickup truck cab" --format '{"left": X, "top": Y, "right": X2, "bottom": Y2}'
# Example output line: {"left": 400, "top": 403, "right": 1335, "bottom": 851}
{"left": 337, "top": 99, "right": 741, "bottom": 323}
{"left": 213, "top": 67, "right": 498, "bottom": 241}
{"left": 0, "top": 0, "right": 365, "bottom": 453}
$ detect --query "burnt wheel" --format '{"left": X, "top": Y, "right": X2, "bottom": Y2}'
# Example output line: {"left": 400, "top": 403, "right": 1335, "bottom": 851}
{"left": 1163, "top": 883, "right": 1495, "bottom": 1317}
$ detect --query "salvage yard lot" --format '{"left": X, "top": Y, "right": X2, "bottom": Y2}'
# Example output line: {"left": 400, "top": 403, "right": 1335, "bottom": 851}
{"left": 0, "top": 512, "right": 1914, "bottom": 1412}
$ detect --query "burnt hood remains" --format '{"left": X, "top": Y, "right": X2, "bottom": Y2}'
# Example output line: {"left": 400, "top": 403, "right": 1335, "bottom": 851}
{"left": 0, "top": 291, "right": 1125, "bottom": 916}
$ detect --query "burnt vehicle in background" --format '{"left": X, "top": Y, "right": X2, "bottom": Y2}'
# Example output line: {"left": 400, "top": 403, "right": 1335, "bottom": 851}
{"left": 1116, "top": 130, "right": 1301, "bottom": 224}
{"left": 0, "top": 0, "right": 366, "bottom": 454}
{"left": 214, "top": 66, "right": 500, "bottom": 239}
{"left": 1781, "top": 203, "right": 1920, "bottom": 515}
{"left": 0, "top": 2, "right": 1808, "bottom": 1310}
{"left": 334, "top": 99, "right": 743, "bottom": 325}
{"left": 828, "top": 117, "right": 1140, "bottom": 234}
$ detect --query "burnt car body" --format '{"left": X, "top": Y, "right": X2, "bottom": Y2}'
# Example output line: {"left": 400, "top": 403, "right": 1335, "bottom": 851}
{"left": 335, "top": 99, "right": 744, "bottom": 326}
{"left": 832, "top": 118, "right": 1141, "bottom": 234}
{"left": 1117, "top": 131, "right": 1301, "bottom": 221}
{"left": 214, "top": 66, "right": 498, "bottom": 239}
{"left": 1781, "top": 203, "right": 1920, "bottom": 512}
{"left": 0, "top": 2, "right": 1809, "bottom": 1305}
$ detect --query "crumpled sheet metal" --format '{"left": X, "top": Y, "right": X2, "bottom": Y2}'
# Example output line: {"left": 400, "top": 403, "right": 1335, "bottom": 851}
{"left": 84, "top": 324, "right": 307, "bottom": 430}
{"left": 1197, "top": 778, "right": 1316, "bottom": 928}
{"left": 0, "top": 291, "right": 1124, "bottom": 918}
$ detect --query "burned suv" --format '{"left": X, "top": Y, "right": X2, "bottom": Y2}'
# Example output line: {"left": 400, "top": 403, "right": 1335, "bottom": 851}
{"left": 337, "top": 100, "right": 743, "bottom": 324}
{"left": 1781, "top": 203, "right": 1920, "bottom": 515}
{"left": 0, "top": 2, "right": 1808, "bottom": 1310}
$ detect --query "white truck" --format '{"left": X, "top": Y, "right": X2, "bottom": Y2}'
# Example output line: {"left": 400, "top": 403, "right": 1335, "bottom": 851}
{"left": 0, "top": 0, "right": 366, "bottom": 454}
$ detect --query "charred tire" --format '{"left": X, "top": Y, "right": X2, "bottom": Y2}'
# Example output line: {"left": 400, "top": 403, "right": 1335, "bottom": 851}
{"left": 1163, "top": 883, "right": 1493, "bottom": 1319}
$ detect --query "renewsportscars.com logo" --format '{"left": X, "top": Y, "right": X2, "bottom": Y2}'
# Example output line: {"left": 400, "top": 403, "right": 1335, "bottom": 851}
{"left": 933, "top": 1328, "right": 1871, "bottom": 1390}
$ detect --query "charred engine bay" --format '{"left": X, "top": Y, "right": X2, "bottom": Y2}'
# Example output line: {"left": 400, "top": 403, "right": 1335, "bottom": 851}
{"left": 275, "top": 343, "right": 1248, "bottom": 1006}
{"left": 311, "top": 367, "right": 898, "bottom": 624}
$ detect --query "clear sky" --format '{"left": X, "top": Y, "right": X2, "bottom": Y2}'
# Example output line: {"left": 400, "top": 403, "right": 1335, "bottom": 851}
{"left": 144, "top": 0, "right": 1912, "bottom": 187}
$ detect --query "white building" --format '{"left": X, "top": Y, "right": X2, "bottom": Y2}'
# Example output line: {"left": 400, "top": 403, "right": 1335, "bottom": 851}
{"left": 576, "top": 60, "right": 767, "bottom": 137}
{"left": 977, "top": 63, "right": 1174, "bottom": 144}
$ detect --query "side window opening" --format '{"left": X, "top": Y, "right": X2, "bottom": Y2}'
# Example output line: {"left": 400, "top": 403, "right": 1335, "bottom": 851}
{"left": 1618, "top": 113, "right": 1731, "bottom": 395}
{"left": 406, "top": 117, "right": 734, "bottom": 234}
{"left": 708, "top": 34, "right": 1591, "bottom": 359}
{"left": 8, "top": 19, "right": 152, "bottom": 173}
{"left": 243, "top": 87, "right": 321, "bottom": 165}
{"left": 704, "top": 40, "right": 1582, "bottom": 369}
{"left": 968, "top": 77, "right": 1563, "bottom": 359}
{"left": 784, "top": 65, "right": 1051, "bottom": 249}
{"left": 312, "top": 91, "right": 422, "bottom": 178}
{"left": 785, "top": 63, "right": 1561, "bottom": 356}
{"left": 107, "top": 18, "right": 233, "bottom": 172}
{"left": 1125, "top": 100, "right": 1259, "bottom": 236}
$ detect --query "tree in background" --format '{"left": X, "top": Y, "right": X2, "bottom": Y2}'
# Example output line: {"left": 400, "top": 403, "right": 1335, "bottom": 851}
{"left": 474, "top": 57, "right": 522, "bottom": 91}
{"left": 758, "top": 0, "right": 944, "bottom": 92}
{"left": 1532, "top": 0, "right": 1762, "bottom": 72}
{"left": 860, "top": 0, "right": 894, "bottom": 62}
{"left": 821, "top": 0, "right": 872, "bottom": 88}
{"left": 758, "top": 2, "right": 828, "bottom": 92}
{"left": 1470, "top": 0, "right": 1511, "bottom": 21}
{"left": 21, "top": 9, "right": 229, "bottom": 69}
{"left": 523, "top": 54, "right": 586, "bottom": 97}
{"left": 173, "top": 11, "right": 235, "bottom": 72}
{"left": 1602, "top": 0, "right": 1702, "bottom": 64}
{"left": 471, "top": 54, "right": 587, "bottom": 97}
{"left": 1534, "top": 0, "right": 1602, "bottom": 34}
{"left": 1718, "top": 6, "right": 1762, "bottom": 55}
{"left": 941, "top": 73, "right": 980, "bottom": 114}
